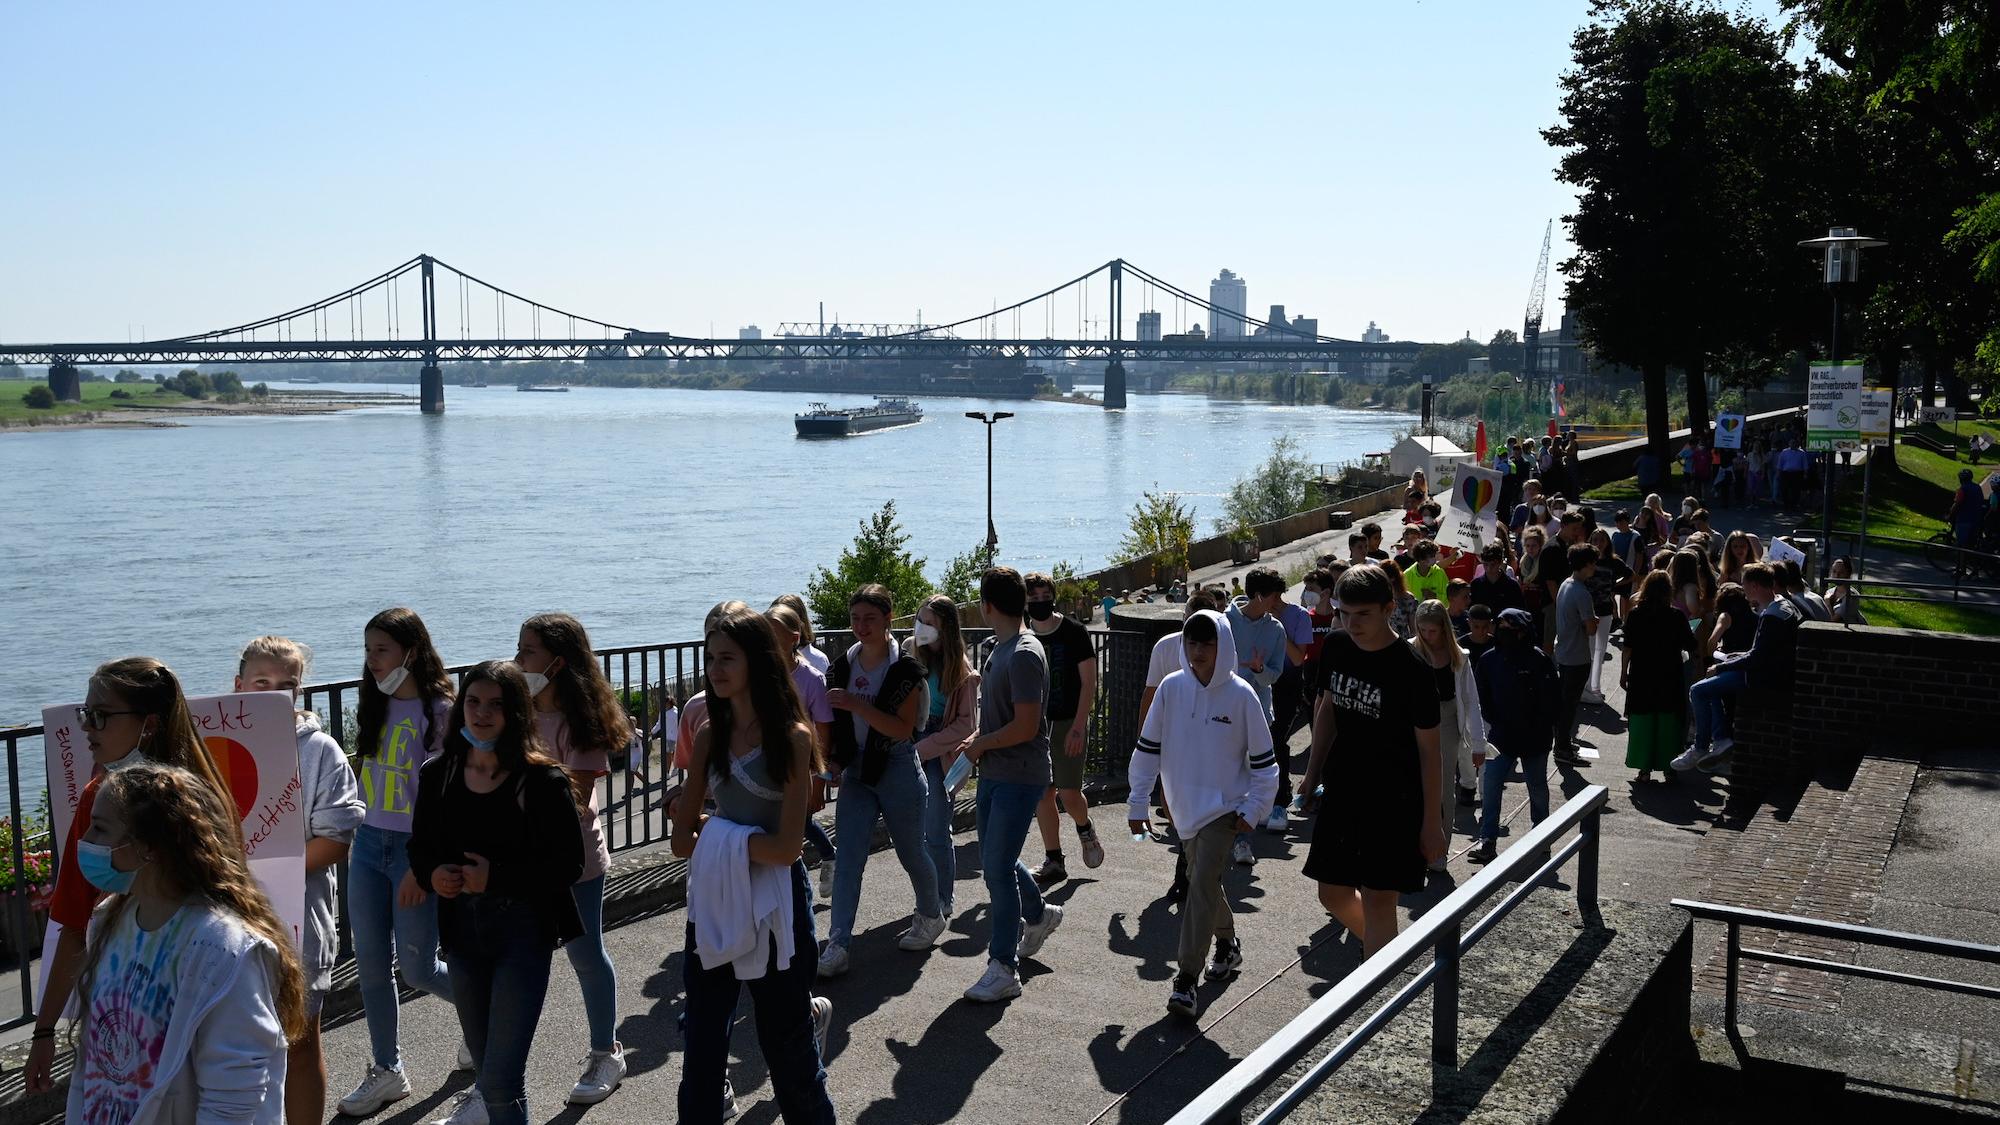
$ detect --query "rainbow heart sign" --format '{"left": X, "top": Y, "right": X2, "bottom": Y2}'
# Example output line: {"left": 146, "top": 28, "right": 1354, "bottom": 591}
{"left": 1458, "top": 475, "right": 1494, "bottom": 515}
{"left": 1715, "top": 412, "right": 1746, "bottom": 449}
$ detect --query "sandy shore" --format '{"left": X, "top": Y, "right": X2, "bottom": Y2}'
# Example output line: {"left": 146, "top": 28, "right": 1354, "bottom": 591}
{"left": 0, "top": 392, "right": 415, "bottom": 433}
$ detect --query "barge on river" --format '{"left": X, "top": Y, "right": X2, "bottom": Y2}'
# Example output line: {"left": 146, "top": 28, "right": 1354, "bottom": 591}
{"left": 793, "top": 397, "right": 924, "bottom": 437}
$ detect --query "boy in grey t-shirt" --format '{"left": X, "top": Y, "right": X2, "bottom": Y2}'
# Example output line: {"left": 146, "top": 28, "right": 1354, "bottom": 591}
{"left": 961, "top": 567, "right": 1063, "bottom": 1003}
{"left": 1551, "top": 542, "right": 1599, "bottom": 765}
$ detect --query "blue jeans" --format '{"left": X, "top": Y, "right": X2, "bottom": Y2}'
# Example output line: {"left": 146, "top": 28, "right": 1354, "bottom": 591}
{"left": 680, "top": 862, "right": 834, "bottom": 1125}
{"left": 976, "top": 778, "right": 1047, "bottom": 969}
{"left": 921, "top": 757, "right": 956, "bottom": 914}
{"left": 828, "top": 743, "right": 940, "bottom": 948}
{"left": 1690, "top": 669, "right": 1746, "bottom": 751}
{"left": 805, "top": 816, "right": 835, "bottom": 864}
{"left": 1480, "top": 752, "right": 1550, "bottom": 843}
{"left": 348, "top": 823, "right": 454, "bottom": 1070}
{"left": 566, "top": 875, "right": 618, "bottom": 1052}
{"left": 444, "top": 895, "right": 553, "bottom": 1125}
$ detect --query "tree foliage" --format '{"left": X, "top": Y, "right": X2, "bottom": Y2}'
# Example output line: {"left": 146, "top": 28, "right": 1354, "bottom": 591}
{"left": 805, "top": 501, "right": 934, "bottom": 628}
{"left": 21, "top": 385, "right": 55, "bottom": 409}
{"left": 934, "top": 540, "right": 996, "bottom": 606}
{"left": 1117, "top": 488, "right": 1196, "bottom": 574}
{"left": 1219, "top": 435, "right": 1316, "bottom": 532}
{"left": 1487, "top": 328, "right": 1522, "bottom": 375}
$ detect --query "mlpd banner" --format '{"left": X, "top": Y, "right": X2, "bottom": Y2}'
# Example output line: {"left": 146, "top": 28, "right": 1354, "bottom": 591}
{"left": 38, "top": 691, "right": 306, "bottom": 1006}
{"left": 1807, "top": 360, "right": 1865, "bottom": 451}
{"left": 1435, "top": 463, "right": 1504, "bottom": 555}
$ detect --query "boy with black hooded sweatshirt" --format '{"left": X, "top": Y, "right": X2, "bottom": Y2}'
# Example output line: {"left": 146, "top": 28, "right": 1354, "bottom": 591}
{"left": 1128, "top": 610, "right": 1279, "bottom": 1019}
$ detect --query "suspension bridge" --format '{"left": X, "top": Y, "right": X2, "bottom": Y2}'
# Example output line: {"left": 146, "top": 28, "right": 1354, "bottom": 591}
{"left": 0, "top": 256, "right": 1422, "bottom": 411}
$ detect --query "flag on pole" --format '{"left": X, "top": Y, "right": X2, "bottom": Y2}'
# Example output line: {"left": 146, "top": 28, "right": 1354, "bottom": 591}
{"left": 1475, "top": 420, "right": 1489, "bottom": 463}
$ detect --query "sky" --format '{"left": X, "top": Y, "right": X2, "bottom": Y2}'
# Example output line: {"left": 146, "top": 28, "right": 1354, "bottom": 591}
{"left": 2, "top": 0, "right": 1791, "bottom": 346}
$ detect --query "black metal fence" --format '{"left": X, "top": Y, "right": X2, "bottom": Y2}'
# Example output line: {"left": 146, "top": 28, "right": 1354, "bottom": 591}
{"left": 0, "top": 625, "right": 1135, "bottom": 1030}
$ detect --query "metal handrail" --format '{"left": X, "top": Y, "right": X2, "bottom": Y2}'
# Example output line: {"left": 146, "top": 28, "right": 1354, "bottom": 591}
{"left": 1169, "top": 784, "right": 1610, "bottom": 1125}
{"left": 1671, "top": 899, "right": 2000, "bottom": 1036}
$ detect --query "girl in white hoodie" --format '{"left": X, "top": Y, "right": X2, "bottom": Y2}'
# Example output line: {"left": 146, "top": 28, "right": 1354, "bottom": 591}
{"left": 1126, "top": 610, "right": 1279, "bottom": 1020}
{"left": 68, "top": 761, "right": 305, "bottom": 1124}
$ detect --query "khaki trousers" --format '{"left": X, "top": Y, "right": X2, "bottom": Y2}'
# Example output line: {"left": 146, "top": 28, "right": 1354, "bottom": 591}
{"left": 1179, "top": 815, "right": 1239, "bottom": 981}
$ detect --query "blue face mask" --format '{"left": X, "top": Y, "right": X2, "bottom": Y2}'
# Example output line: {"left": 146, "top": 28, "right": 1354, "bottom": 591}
{"left": 460, "top": 726, "right": 498, "bottom": 752}
{"left": 77, "top": 839, "right": 138, "bottom": 894}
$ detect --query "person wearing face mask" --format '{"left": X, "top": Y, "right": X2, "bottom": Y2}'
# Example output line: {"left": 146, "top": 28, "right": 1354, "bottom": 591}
{"left": 235, "top": 636, "right": 366, "bottom": 1125}
{"left": 409, "top": 662, "right": 587, "bottom": 1125}
{"left": 906, "top": 594, "right": 979, "bottom": 917}
{"left": 513, "top": 614, "right": 635, "bottom": 1107}
{"left": 1024, "top": 572, "right": 1103, "bottom": 889}
{"left": 339, "top": 607, "right": 462, "bottom": 1120}
{"left": 25, "top": 657, "right": 238, "bottom": 1101}
{"left": 64, "top": 762, "right": 304, "bottom": 1123}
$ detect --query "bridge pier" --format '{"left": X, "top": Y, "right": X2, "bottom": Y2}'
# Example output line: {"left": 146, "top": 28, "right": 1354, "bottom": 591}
{"left": 48, "top": 363, "right": 81, "bottom": 402}
{"left": 1102, "top": 359, "right": 1127, "bottom": 410}
{"left": 419, "top": 362, "right": 445, "bottom": 414}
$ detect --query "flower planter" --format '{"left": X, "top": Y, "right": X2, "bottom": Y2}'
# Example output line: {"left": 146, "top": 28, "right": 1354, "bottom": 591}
{"left": 1230, "top": 540, "right": 1262, "bottom": 565}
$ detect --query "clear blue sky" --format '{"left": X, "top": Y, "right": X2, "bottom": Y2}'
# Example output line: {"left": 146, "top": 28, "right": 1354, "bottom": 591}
{"left": 1, "top": 0, "right": 1787, "bottom": 346}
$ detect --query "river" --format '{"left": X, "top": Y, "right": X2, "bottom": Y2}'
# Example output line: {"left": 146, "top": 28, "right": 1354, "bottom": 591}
{"left": 0, "top": 382, "right": 1412, "bottom": 794}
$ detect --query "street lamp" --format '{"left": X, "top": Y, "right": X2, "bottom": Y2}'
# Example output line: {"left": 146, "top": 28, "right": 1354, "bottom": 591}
{"left": 1798, "top": 226, "right": 1886, "bottom": 581}
{"left": 965, "top": 411, "right": 1015, "bottom": 552}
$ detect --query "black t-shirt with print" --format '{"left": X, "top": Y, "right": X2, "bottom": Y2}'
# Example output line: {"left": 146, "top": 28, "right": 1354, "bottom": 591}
{"left": 1314, "top": 633, "right": 1441, "bottom": 810}
{"left": 1033, "top": 615, "right": 1095, "bottom": 722}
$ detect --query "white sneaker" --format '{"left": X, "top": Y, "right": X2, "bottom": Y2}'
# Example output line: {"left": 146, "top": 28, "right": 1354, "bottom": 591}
{"left": 897, "top": 911, "right": 948, "bottom": 951}
{"left": 963, "top": 958, "right": 1023, "bottom": 1002}
{"left": 1231, "top": 836, "right": 1255, "bottom": 865}
{"left": 816, "top": 942, "right": 850, "bottom": 978}
{"left": 1670, "top": 745, "right": 1708, "bottom": 771}
{"left": 567, "top": 1042, "right": 626, "bottom": 1105}
{"left": 1079, "top": 827, "right": 1106, "bottom": 869}
{"left": 1265, "top": 806, "right": 1289, "bottom": 833}
{"left": 428, "top": 1089, "right": 488, "bottom": 1125}
{"left": 338, "top": 1065, "right": 412, "bottom": 1117}
{"left": 722, "top": 1077, "right": 739, "bottom": 1120}
{"left": 1582, "top": 688, "right": 1605, "bottom": 704}
{"left": 1700, "top": 736, "right": 1735, "bottom": 767}
{"left": 1018, "top": 903, "right": 1064, "bottom": 960}
{"left": 817, "top": 860, "right": 835, "bottom": 901}
{"left": 811, "top": 995, "right": 833, "bottom": 1052}
{"left": 455, "top": 1039, "right": 474, "bottom": 1071}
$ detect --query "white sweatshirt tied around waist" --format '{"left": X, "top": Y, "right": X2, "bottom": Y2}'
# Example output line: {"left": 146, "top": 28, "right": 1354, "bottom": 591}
{"left": 688, "top": 814, "right": 796, "bottom": 980}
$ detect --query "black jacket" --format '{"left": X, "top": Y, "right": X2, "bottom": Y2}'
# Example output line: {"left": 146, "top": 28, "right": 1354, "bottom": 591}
{"left": 1715, "top": 597, "right": 1803, "bottom": 692}
{"left": 408, "top": 754, "right": 585, "bottom": 953}
{"left": 1473, "top": 640, "right": 1560, "bottom": 758}
{"left": 826, "top": 643, "right": 926, "bottom": 785}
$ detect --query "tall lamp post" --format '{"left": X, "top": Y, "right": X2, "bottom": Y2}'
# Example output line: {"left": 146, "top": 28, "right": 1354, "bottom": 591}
{"left": 965, "top": 411, "right": 1015, "bottom": 552}
{"left": 1798, "top": 226, "right": 1886, "bottom": 581}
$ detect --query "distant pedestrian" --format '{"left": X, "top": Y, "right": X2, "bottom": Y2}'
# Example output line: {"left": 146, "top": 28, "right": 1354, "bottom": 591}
{"left": 1127, "top": 610, "right": 1277, "bottom": 1019}
{"left": 766, "top": 605, "right": 839, "bottom": 897}
{"left": 908, "top": 595, "right": 979, "bottom": 918}
{"left": 1470, "top": 609, "right": 1559, "bottom": 862}
{"left": 1300, "top": 566, "right": 1445, "bottom": 957}
{"left": 1619, "top": 572, "right": 1697, "bottom": 782}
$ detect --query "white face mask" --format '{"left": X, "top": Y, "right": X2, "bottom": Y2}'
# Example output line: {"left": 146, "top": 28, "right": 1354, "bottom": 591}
{"left": 1533, "top": 504, "right": 1548, "bottom": 516}
{"left": 522, "top": 670, "right": 550, "bottom": 697}
{"left": 913, "top": 621, "right": 941, "bottom": 647}
{"left": 374, "top": 656, "right": 411, "bottom": 696}
{"left": 1302, "top": 591, "right": 1320, "bottom": 609}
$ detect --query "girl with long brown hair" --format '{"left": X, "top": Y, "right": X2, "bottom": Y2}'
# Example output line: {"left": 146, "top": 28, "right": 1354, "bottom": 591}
{"left": 907, "top": 593, "right": 978, "bottom": 916}
{"left": 66, "top": 761, "right": 304, "bottom": 1122}
{"left": 409, "top": 661, "right": 587, "bottom": 1125}
{"left": 25, "top": 657, "right": 235, "bottom": 1098}
{"left": 514, "top": 612, "right": 633, "bottom": 1106}
{"left": 339, "top": 607, "right": 461, "bottom": 1119}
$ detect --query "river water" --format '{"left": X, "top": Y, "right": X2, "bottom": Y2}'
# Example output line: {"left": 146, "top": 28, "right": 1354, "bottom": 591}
{"left": 0, "top": 383, "right": 1411, "bottom": 793}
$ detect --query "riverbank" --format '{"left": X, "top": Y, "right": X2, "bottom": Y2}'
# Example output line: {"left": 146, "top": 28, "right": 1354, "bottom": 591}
{"left": 0, "top": 379, "right": 414, "bottom": 431}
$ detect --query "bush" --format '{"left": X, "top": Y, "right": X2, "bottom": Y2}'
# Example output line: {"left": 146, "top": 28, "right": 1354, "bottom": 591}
{"left": 1117, "top": 487, "right": 1196, "bottom": 574}
{"left": 108, "top": 388, "right": 132, "bottom": 400}
{"left": 805, "top": 501, "right": 936, "bottom": 628}
{"left": 20, "top": 385, "right": 55, "bottom": 409}
{"left": 0, "top": 810, "right": 56, "bottom": 895}
{"left": 251, "top": 382, "right": 270, "bottom": 398}
{"left": 1218, "top": 434, "right": 1315, "bottom": 531}
{"left": 934, "top": 541, "right": 996, "bottom": 605}
{"left": 113, "top": 369, "right": 144, "bottom": 383}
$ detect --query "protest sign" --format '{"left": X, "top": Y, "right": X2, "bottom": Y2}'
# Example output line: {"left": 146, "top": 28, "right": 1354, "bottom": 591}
{"left": 1714, "top": 413, "right": 1746, "bottom": 450}
{"left": 1434, "top": 464, "right": 1504, "bottom": 554}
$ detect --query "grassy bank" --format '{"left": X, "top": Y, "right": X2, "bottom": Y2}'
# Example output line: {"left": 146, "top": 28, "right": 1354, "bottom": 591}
{"left": 1833, "top": 420, "right": 2000, "bottom": 545}
{"left": 0, "top": 378, "right": 187, "bottom": 423}
{"left": 1853, "top": 593, "right": 2000, "bottom": 634}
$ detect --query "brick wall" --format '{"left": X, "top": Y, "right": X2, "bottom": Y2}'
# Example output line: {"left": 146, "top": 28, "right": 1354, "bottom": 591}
{"left": 1733, "top": 621, "right": 2000, "bottom": 789}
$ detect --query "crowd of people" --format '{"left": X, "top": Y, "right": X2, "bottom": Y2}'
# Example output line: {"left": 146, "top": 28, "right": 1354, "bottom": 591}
{"left": 24, "top": 435, "right": 1904, "bottom": 1122}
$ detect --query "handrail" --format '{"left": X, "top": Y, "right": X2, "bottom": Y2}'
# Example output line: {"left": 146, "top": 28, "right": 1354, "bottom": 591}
{"left": 1672, "top": 899, "right": 2000, "bottom": 1035}
{"left": 1169, "top": 785, "right": 1610, "bottom": 1125}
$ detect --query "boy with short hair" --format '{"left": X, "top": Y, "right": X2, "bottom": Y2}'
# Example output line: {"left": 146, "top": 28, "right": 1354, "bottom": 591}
{"left": 1225, "top": 568, "right": 1289, "bottom": 859}
{"left": 1128, "top": 610, "right": 1278, "bottom": 1019}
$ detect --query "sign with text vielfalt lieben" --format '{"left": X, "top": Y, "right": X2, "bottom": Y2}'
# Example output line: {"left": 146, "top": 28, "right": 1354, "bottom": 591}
{"left": 1807, "top": 361, "right": 1865, "bottom": 451}
{"left": 38, "top": 692, "right": 305, "bottom": 1006}
{"left": 1714, "top": 413, "right": 1746, "bottom": 450}
{"left": 1434, "top": 463, "right": 1504, "bottom": 555}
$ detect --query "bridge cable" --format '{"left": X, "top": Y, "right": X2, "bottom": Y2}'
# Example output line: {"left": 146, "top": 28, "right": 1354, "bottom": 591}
{"left": 877, "top": 261, "right": 1111, "bottom": 340}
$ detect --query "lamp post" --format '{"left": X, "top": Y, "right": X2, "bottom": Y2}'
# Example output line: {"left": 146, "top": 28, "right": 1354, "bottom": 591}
{"left": 1798, "top": 226, "right": 1886, "bottom": 581}
{"left": 965, "top": 411, "right": 1015, "bottom": 552}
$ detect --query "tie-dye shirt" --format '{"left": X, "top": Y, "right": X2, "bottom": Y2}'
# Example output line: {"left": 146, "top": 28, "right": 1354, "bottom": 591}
{"left": 78, "top": 907, "right": 195, "bottom": 1125}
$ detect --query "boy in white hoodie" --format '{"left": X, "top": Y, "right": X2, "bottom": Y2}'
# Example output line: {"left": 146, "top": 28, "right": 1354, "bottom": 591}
{"left": 1127, "top": 610, "right": 1279, "bottom": 1018}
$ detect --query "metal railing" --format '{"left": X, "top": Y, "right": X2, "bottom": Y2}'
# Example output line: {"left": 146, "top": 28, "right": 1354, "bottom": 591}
{"left": 0, "top": 623, "right": 1130, "bottom": 1029}
{"left": 1169, "top": 785, "right": 1611, "bottom": 1125}
{"left": 1671, "top": 899, "right": 2000, "bottom": 1038}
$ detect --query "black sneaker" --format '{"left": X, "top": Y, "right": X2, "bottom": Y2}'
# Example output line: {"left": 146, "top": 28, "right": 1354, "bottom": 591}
{"left": 1167, "top": 976, "right": 1200, "bottom": 1018}
{"left": 1031, "top": 856, "right": 1067, "bottom": 888}
{"left": 1468, "top": 840, "right": 1498, "bottom": 863}
{"left": 1456, "top": 785, "right": 1477, "bottom": 808}
{"left": 1204, "top": 938, "right": 1243, "bottom": 981}
{"left": 1164, "top": 878, "right": 1188, "bottom": 906}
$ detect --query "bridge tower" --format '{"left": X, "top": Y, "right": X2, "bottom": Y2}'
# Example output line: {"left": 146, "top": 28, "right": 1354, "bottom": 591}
{"left": 417, "top": 254, "right": 444, "bottom": 415}
{"left": 47, "top": 362, "right": 81, "bottom": 402}
{"left": 1103, "top": 259, "right": 1128, "bottom": 410}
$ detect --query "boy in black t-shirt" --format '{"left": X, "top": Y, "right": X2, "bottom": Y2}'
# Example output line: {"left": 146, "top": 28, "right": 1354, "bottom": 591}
{"left": 1299, "top": 565, "right": 1445, "bottom": 957}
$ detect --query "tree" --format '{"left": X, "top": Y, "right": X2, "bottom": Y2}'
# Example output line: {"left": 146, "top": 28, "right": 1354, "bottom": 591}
{"left": 1486, "top": 328, "right": 1521, "bottom": 376}
{"left": 805, "top": 501, "right": 934, "bottom": 628}
{"left": 1116, "top": 488, "right": 1196, "bottom": 576}
{"left": 21, "top": 385, "right": 55, "bottom": 409}
{"left": 170, "top": 369, "right": 210, "bottom": 398}
{"left": 113, "top": 369, "right": 143, "bottom": 384}
{"left": 1218, "top": 434, "right": 1316, "bottom": 532}
{"left": 250, "top": 382, "right": 270, "bottom": 398}
{"left": 1545, "top": 0, "right": 1820, "bottom": 464}
{"left": 209, "top": 371, "right": 245, "bottom": 395}
{"left": 933, "top": 540, "right": 996, "bottom": 605}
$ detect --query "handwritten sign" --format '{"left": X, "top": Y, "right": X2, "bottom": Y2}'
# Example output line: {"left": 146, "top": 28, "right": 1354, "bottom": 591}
{"left": 1714, "top": 413, "right": 1745, "bottom": 450}
{"left": 39, "top": 691, "right": 306, "bottom": 1005}
{"left": 1434, "top": 463, "right": 1504, "bottom": 555}
{"left": 1768, "top": 537, "right": 1807, "bottom": 568}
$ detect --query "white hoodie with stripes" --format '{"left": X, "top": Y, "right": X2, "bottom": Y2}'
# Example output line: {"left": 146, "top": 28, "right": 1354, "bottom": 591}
{"left": 1127, "top": 609, "right": 1280, "bottom": 836}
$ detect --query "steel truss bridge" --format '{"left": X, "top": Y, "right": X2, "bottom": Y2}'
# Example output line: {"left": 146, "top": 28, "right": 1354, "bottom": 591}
{"left": 2, "top": 255, "right": 1422, "bottom": 411}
